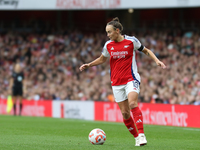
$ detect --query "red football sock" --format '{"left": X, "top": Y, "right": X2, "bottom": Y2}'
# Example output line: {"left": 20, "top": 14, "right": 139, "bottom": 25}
{"left": 131, "top": 107, "right": 144, "bottom": 134}
{"left": 123, "top": 116, "right": 138, "bottom": 138}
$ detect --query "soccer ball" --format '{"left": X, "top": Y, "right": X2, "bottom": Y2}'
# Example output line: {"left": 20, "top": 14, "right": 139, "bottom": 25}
{"left": 88, "top": 128, "right": 106, "bottom": 145}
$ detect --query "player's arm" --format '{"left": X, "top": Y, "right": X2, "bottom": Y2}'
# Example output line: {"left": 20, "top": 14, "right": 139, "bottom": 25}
{"left": 79, "top": 54, "right": 108, "bottom": 71}
{"left": 142, "top": 47, "right": 166, "bottom": 69}
{"left": 22, "top": 78, "right": 27, "bottom": 95}
{"left": 9, "top": 77, "right": 14, "bottom": 95}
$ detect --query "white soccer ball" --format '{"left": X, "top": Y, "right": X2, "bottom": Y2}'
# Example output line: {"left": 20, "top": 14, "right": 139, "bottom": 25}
{"left": 88, "top": 128, "right": 106, "bottom": 145}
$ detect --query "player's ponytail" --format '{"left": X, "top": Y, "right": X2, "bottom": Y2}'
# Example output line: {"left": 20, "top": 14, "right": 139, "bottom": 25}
{"left": 112, "top": 17, "right": 120, "bottom": 22}
{"left": 107, "top": 17, "right": 123, "bottom": 33}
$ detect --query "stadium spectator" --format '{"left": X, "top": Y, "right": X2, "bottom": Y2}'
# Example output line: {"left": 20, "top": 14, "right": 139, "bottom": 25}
{"left": 0, "top": 27, "right": 199, "bottom": 106}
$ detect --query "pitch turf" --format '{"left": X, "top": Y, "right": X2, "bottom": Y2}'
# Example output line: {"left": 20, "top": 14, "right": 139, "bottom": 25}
{"left": 0, "top": 115, "right": 200, "bottom": 150}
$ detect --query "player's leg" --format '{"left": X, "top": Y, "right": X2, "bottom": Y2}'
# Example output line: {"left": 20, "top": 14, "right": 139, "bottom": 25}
{"left": 128, "top": 92, "right": 147, "bottom": 145}
{"left": 112, "top": 85, "right": 139, "bottom": 146}
{"left": 126, "top": 81, "right": 147, "bottom": 145}
{"left": 18, "top": 96, "right": 23, "bottom": 116}
{"left": 12, "top": 88, "right": 17, "bottom": 116}
{"left": 18, "top": 87, "right": 23, "bottom": 116}
{"left": 12, "top": 96, "right": 17, "bottom": 116}
{"left": 117, "top": 100, "right": 139, "bottom": 137}
{"left": 117, "top": 100, "right": 140, "bottom": 146}
{"left": 128, "top": 92, "right": 144, "bottom": 133}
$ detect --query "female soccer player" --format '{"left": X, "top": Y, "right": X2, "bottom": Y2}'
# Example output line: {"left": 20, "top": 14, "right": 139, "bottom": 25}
{"left": 79, "top": 17, "right": 166, "bottom": 146}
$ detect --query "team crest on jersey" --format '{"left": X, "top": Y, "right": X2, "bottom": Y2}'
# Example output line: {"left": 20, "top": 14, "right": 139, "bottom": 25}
{"left": 17, "top": 76, "right": 22, "bottom": 81}
{"left": 124, "top": 45, "right": 129, "bottom": 48}
{"left": 133, "top": 80, "right": 139, "bottom": 88}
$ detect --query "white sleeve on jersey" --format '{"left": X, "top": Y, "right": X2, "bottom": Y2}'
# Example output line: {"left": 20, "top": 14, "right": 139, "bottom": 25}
{"left": 131, "top": 36, "right": 142, "bottom": 51}
{"left": 125, "top": 35, "right": 144, "bottom": 51}
{"left": 102, "top": 42, "right": 110, "bottom": 57}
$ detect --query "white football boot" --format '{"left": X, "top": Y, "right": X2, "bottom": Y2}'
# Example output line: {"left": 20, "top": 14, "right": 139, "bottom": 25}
{"left": 139, "top": 133, "right": 147, "bottom": 146}
{"left": 135, "top": 136, "right": 140, "bottom": 146}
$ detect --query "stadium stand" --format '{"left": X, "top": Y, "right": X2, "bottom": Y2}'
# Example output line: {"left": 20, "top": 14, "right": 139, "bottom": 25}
{"left": 0, "top": 27, "right": 199, "bottom": 104}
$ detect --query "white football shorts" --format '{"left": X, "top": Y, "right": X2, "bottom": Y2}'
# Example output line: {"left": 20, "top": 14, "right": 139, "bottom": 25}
{"left": 112, "top": 80, "right": 140, "bottom": 103}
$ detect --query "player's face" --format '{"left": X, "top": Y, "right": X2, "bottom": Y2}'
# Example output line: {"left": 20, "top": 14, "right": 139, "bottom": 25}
{"left": 106, "top": 25, "right": 119, "bottom": 41}
{"left": 15, "top": 64, "right": 21, "bottom": 73}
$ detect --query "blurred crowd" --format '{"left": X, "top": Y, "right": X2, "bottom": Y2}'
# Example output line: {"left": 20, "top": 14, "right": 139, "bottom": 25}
{"left": 0, "top": 28, "right": 199, "bottom": 105}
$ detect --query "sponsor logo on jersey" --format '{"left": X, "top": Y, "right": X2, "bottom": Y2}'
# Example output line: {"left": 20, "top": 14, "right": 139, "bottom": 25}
{"left": 111, "top": 51, "right": 128, "bottom": 59}
{"left": 111, "top": 51, "right": 128, "bottom": 56}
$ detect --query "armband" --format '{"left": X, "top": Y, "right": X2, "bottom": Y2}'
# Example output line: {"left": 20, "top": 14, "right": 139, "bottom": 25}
{"left": 138, "top": 45, "right": 144, "bottom": 51}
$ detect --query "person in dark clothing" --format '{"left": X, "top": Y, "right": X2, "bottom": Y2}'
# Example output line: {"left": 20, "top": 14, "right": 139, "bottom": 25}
{"left": 9, "top": 63, "right": 26, "bottom": 116}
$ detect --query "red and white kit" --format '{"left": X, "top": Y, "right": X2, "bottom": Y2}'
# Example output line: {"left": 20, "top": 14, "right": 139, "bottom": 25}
{"left": 102, "top": 35, "right": 144, "bottom": 102}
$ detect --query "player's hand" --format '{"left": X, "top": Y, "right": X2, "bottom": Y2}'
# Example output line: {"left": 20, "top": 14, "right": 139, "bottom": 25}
{"left": 156, "top": 61, "right": 166, "bottom": 69}
{"left": 8, "top": 89, "right": 12, "bottom": 95}
{"left": 23, "top": 88, "right": 27, "bottom": 96}
{"left": 79, "top": 64, "right": 90, "bottom": 71}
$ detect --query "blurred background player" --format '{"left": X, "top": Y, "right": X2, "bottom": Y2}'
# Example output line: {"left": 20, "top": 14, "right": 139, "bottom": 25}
{"left": 80, "top": 17, "right": 166, "bottom": 146}
{"left": 9, "top": 63, "right": 26, "bottom": 116}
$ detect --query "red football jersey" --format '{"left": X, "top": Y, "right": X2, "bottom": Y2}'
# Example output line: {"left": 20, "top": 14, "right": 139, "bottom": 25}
{"left": 102, "top": 35, "right": 144, "bottom": 86}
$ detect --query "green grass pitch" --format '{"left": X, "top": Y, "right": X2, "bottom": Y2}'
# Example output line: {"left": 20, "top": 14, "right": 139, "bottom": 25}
{"left": 0, "top": 115, "right": 200, "bottom": 150}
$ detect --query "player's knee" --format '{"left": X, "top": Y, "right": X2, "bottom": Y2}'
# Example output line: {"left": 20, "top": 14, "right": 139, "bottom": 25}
{"left": 122, "top": 111, "right": 130, "bottom": 119}
{"left": 129, "top": 101, "right": 138, "bottom": 109}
